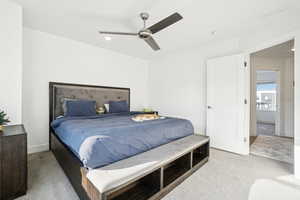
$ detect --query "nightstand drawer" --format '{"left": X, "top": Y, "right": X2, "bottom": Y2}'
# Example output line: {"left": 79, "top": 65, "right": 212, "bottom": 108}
{"left": 0, "top": 125, "right": 27, "bottom": 200}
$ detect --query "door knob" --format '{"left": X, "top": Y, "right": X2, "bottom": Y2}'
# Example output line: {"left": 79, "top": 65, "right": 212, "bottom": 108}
{"left": 207, "top": 106, "right": 212, "bottom": 109}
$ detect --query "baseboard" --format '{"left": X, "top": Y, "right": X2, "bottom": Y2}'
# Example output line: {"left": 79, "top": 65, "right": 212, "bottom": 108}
{"left": 28, "top": 143, "right": 49, "bottom": 154}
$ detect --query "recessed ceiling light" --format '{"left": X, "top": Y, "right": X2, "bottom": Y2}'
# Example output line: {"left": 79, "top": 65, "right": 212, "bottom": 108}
{"left": 291, "top": 48, "right": 295, "bottom": 52}
{"left": 104, "top": 36, "right": 112, "bottom": 41}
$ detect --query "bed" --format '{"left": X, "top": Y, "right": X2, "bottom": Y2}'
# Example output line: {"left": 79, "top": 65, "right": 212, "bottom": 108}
{"left": 49, "top": 82, "right": 209, "bottom": 200}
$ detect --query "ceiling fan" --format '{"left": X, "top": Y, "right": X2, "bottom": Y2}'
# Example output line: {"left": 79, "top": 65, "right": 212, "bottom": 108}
{"left": 99, "top": 12, "right": 183, "bottom": 51}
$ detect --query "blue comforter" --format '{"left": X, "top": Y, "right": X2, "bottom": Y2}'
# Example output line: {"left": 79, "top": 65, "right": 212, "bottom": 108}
{"left": 51, "top": 112, "right": 193, "bottom": 169}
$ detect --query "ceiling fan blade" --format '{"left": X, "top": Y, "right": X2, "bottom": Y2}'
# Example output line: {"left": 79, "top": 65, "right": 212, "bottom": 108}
{"left": 144, "top": 36, "right": 160, "bottom": 51}
{"left": 147, "top": 12, "right": 183, "bottom": 34}
{"left": 99, "top": 31, "right": 138, "bottom": 36}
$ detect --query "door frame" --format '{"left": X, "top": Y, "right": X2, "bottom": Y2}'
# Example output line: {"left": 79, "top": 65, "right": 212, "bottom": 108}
{"left": 275, "top": 70, "right": 281, "bottom": 136}
{"left": 247, "top": 37, "right": 295, "bottom": 144}
{"left": 247, "top": 37, "right": 294, "bottom": 137}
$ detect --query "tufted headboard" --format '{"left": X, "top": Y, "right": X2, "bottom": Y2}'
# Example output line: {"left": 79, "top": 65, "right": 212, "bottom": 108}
{"left": 49, "top": 82, "right": 130, "bottom": 121}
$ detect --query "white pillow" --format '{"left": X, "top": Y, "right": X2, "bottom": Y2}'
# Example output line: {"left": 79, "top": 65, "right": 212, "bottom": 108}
{"left": 104, "top": 104, "right": 109, "bottom": 113}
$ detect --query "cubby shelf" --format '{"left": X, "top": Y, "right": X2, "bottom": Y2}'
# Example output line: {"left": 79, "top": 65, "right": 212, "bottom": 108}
{"left": 193, "top": 142, "right": 209, "bottom": 167}
{"left": 163, "top": 153, "right": 191, "bottom": 187}
{"left": 108, "top": 169, "right": 160, "bottom": 200}
{"left": 107, "top": 141, "right": 209, "bottom": 200}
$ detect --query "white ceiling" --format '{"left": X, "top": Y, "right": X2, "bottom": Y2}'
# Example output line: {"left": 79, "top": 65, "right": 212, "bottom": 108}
{"left": 11, "top": 0, "right": 300, "bottom": 59}
{"left": 253, "top": 40, "right": 294, "bottom": 58}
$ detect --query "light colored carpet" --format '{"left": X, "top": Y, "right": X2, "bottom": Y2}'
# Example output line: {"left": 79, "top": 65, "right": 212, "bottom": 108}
{"left": 250, "top": 135, "right": 294, "bottom": 164}
{"left": 248, "top": 178, "right": 300, "bottom": 200}
{"left": 16, "top": 152, "right": 79, "bottom": 200}
{"left": 16, "top": 149, "right": 299, "bottom": 200}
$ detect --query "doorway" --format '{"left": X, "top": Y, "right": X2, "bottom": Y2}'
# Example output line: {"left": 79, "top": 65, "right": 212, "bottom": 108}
{"left": 250, "top": 40, "right": 294, "bottom": 164}
{"left": 256, "top": 70, "right": 280, "bottom": 137}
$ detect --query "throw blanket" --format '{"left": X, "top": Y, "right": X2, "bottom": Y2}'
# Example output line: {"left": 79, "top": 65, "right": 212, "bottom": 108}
{"left": 51, "top": 112, "right": 194, "bottom": 169}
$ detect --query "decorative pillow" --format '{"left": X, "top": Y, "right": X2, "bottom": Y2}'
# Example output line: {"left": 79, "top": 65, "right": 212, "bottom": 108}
{"left": 65, "top": 100, "right": 96, "bottom": 117}
{"left": 109, "top": 100, "right": 129, "bottom": 113}
{"left": 96, "top": 106, "right": 105, "bottom": 114}
{"left": 61, "top": 98, "right": 77, "bottom": 115}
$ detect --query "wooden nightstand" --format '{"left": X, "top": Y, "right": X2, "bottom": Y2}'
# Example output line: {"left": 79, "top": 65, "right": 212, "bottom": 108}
{"left": 0, "top": 125, "right": 27, "bottom": 200}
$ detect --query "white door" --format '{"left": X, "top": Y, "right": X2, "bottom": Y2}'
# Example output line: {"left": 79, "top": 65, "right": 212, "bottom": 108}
{"left": 207, "top": 54, "right": 249, "bottom": 155}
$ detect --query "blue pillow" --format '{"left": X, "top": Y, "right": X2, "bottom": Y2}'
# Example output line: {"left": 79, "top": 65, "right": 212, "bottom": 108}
{"left": 65, "top": 100, "right": 96, "bottom": 117}
{"left": 109, "top": 100, "right": 129, "bottom": 113}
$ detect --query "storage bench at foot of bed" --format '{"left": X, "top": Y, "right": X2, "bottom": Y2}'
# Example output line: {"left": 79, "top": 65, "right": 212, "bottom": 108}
{"left": 85, "top": 135, "right": 209, "bottom": 200}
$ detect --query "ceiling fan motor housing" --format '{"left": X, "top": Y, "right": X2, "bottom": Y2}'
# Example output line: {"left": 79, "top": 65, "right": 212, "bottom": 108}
{"left": 138, "top": 29, "right": 152, "bottom": 39}
{"left": 140, "top": 12, "right": 150, "bottom": 20}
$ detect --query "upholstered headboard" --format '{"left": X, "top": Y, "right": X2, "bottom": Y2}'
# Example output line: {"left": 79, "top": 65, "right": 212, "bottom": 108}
{"left": 49, "top": 82, "right": 130, "bottom": 121}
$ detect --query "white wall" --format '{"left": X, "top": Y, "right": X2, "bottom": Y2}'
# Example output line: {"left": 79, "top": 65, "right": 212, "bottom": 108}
{"left": 0, "top": 1, "right": 22, "bottom": 124}
{"left": 148, "top": 39, "right": 241, "bottom": 134}
{"left": 148, "top": 52, "right": 205, "bottom": 134}
{"left": 23, "top": 28, "right": 149, "bottom": 153}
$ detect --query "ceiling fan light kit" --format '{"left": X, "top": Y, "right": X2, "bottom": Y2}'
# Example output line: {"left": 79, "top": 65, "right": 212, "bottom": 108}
{"left": 99, "top": 12, "right": 183, "bottom": 51}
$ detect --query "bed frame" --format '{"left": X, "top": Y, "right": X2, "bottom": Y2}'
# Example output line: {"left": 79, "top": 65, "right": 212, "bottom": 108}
{"left": 49, "top": 82, "right": 131, "bottom": 199}
{"left": 49, "top": 82, "right": 209, "bottom": 200}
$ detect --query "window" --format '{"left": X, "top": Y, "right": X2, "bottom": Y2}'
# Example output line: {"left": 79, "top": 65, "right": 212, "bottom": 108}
{"left": 256, "top": 83, "right": 277, "bottom": 111}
